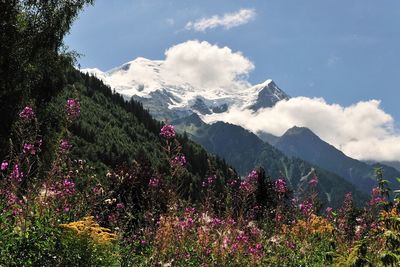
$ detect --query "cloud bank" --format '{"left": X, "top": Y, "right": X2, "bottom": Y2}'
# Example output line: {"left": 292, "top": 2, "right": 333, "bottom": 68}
{"left": 83, "top": 40, "right": 400, "bottom": 162}
{"left": 163, "top": 40, "right": 254, "bottom": 89}
{"left": 204, "top": 97, "right": 400, "bottom": 162}
{"left": 185, "top": 9, "right": 256, "bottom": 32}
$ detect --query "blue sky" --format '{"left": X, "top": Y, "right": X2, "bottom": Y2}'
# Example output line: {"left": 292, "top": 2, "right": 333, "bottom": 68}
{"left": 65, "top": 0, "right": 400, "bottom": 122}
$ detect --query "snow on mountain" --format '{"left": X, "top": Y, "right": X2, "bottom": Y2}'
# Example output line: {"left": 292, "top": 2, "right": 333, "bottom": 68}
{"left": 81, "top": 57, "right": 289, "bottom": 120}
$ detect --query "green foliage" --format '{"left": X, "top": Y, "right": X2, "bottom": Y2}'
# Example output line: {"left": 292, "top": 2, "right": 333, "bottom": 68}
{"left": 0, "top": 0, "right": 93, "bottom": 158}
{"left": 0, "top": 209, "right": 61, "bottom": 266}
{"left": 58, "top": 229, "right": 120, "bottom": 267}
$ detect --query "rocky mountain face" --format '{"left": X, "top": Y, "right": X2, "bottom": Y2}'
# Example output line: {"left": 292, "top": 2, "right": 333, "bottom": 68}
{"left": 82, "top": 58, "right": 289, "bottom": 121}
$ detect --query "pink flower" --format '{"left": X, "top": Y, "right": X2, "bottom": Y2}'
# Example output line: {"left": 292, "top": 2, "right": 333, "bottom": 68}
{"left": 369, "top": 188, "right": 385, "bottom": 206}
{"left": 240, "top": 180, "right": 253, "bottom": 193}
{"left": 1, "top": 160, "right": 8, "bottom": 171}
{"left": 171, "top": 154, "right": 186, "bottom": 166}
{"left": 116, "top": 202, "right": 125, "bottom": 209}
{"left": 247, "top": 170, "right": 259, "bottom": 182}
{"left": 231, "top": 242, "right": 239, "bottom": 253}
{"left": 211, "top": 217, "right": 223, "bottom": 227}
{"left": 299, "top": 200, "right": 313, "bottom": 216}
{"left": 222, "top": 236, "right": 230, "bottom": 249}
{"left": 59, "top": 139, "right": 72, "bottom": 152}
{"left": 63, "top": 179, "right": 75, "bottom": 195}
{"left": 249, "top": 243, "right": 263, "bottom": 255}
{"left": 239, "top": 170, "right": 260, "bottom": 194}
{"left": 23, "top": 143, "right": 36, "bottom": 155}
{"left": 309, "top": 175, "right": 319, "bottom": 187}
{"left": 203, "top": 175, "right": 216, "bottom": 187}
{"left": 65, "top": 99, "right": 80, "bottom": 120}
{"left": 6, "top": 192, "right": 19, "bottom": 205}
{"left": 180, "top": 217, "right": 194, "bottom": 229}
{"left": 275, "top": 178, "right": 287, "bottom": 193}
{"left": 160, "top": 124, "right": 176, "bottom": 139}
{"left": 19, "top": 106, "right": 35, "bottom": 120}
{"left": 285, "top": 240, "right": 296, "bottom": 249}
{"left": 92, "top": 184, "right": 104, "bottom": 195}
{"left": 228, "top": 179, "right": 238, "bottom": 187}
{"left": 149, "top": 177, "right": 160, "bottom": 188}
{"left": 10, "top": 164, "right": 23, "bottom": 182}
{"left": 325, "top": 207, "right": 334, "bottom": 219}
{"left": 275, "top": 212, "right": 283, "bottom": 222}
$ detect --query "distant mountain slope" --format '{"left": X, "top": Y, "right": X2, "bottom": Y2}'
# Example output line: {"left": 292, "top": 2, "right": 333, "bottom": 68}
{"left": 173, "top": 114, "right": 368, "bottom": 207}
{"left": 41, "top": 70, "right": 237, "bottom": 201}
{"left": 370, "top": 161, "right": 400, "bottom": 172}
{"left": 274, "top": 126, "right": 400, "bottom": 193}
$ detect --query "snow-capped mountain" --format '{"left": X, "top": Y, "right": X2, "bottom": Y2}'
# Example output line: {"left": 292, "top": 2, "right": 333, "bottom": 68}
{"left": 82, "top": 57, "right": 289, "bottom": 120}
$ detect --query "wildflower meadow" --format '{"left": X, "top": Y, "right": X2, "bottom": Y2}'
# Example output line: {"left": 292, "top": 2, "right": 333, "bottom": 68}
{"left": 0, "top": 101, "right": 399, "bottom": 266}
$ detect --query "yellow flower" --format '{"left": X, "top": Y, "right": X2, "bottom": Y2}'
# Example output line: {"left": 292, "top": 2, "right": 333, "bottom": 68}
{"left": 59, "top": 216, "right": 118, "bottom": 243}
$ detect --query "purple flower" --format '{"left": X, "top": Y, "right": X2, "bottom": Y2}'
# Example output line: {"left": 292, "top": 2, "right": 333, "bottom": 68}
{"left": 59, "top": 139, "right": 72, "bottom": 152}
{"left": 180, "top": 217, "right": 194, "bottom": 229}
{"left": 239, "top": 180, "right": 253, "bottom": 193}
{"left": 19, "top": 106, "right": 35, "bottom": 120}
{"left": 309, "top": 175, "right": 319, "bottom": 187}
{"left": 285, "top": 240, "right": 296, "bottom": 249}
{"left": 211, "top": 217, "right": 223, "bottom": 227}
{"left": 203, "top": 175, "right": 216, "bottom": 187}
{"left": 171, "top": 154, "right": 186, "bottom": 166}
{"left": 23, "top": 143, "right": 36, "bottom": 155}
{"left": 239, "top": 170, "right": 260, "bottom": 194}
{"left": 228, "top": 179, "right": 238, "bottom": 187}
{"left": 7, "top": 192, "right": 19, "bottom": 205}
{"left": 1, "top": 160, "right": 8, "bottom": 171}
{"left": 275, "top": 178, "right": 287, "bottom": 193}
{"left": 116, "top": 202, "right": 125, "bottom": 209}
{"left": 299, "top": 200, "right": 313, "bottom": 216}
{"left": 247, "top": 170, "right": 259, "bottom": 182}
{"left": 249, "top": 243, "right": 263, "bottom": 255}
{"left": 63, "top": 179, "right": 75, "bottom": 195}
{"left": 369, "top": 187, "right": 385, "bottom": 206}
{"left": 149, "top": 177, "right": 160, "bottom": 188}
{"left": 65, "top": 99, "right": 80, "bottom": 120}
{"left": 10, "top": 164, "right": 23, "bottom": 182}
{"left": 160, "top": 124, "right": 176, "bottom": 139}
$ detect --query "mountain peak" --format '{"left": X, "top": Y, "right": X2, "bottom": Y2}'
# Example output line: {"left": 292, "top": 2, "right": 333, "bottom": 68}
{"left": 248, "top": 80, "right": 290, "bottom": 110}
{"left": 82, "top": 58, "right": 291, "bottom": 120}
{"left": 283, "top": 126, "right": 317, "bottom": 137}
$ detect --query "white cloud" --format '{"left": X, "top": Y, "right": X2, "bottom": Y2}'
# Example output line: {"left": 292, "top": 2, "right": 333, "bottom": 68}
{"left": 185, "top": 8, "right": 256, "bottom": 32}
{"left": 203, "top": 97, "right": 400, "bottom": 162}
{"left": 163, "top": 40, "right": 254, "bottom": 89}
